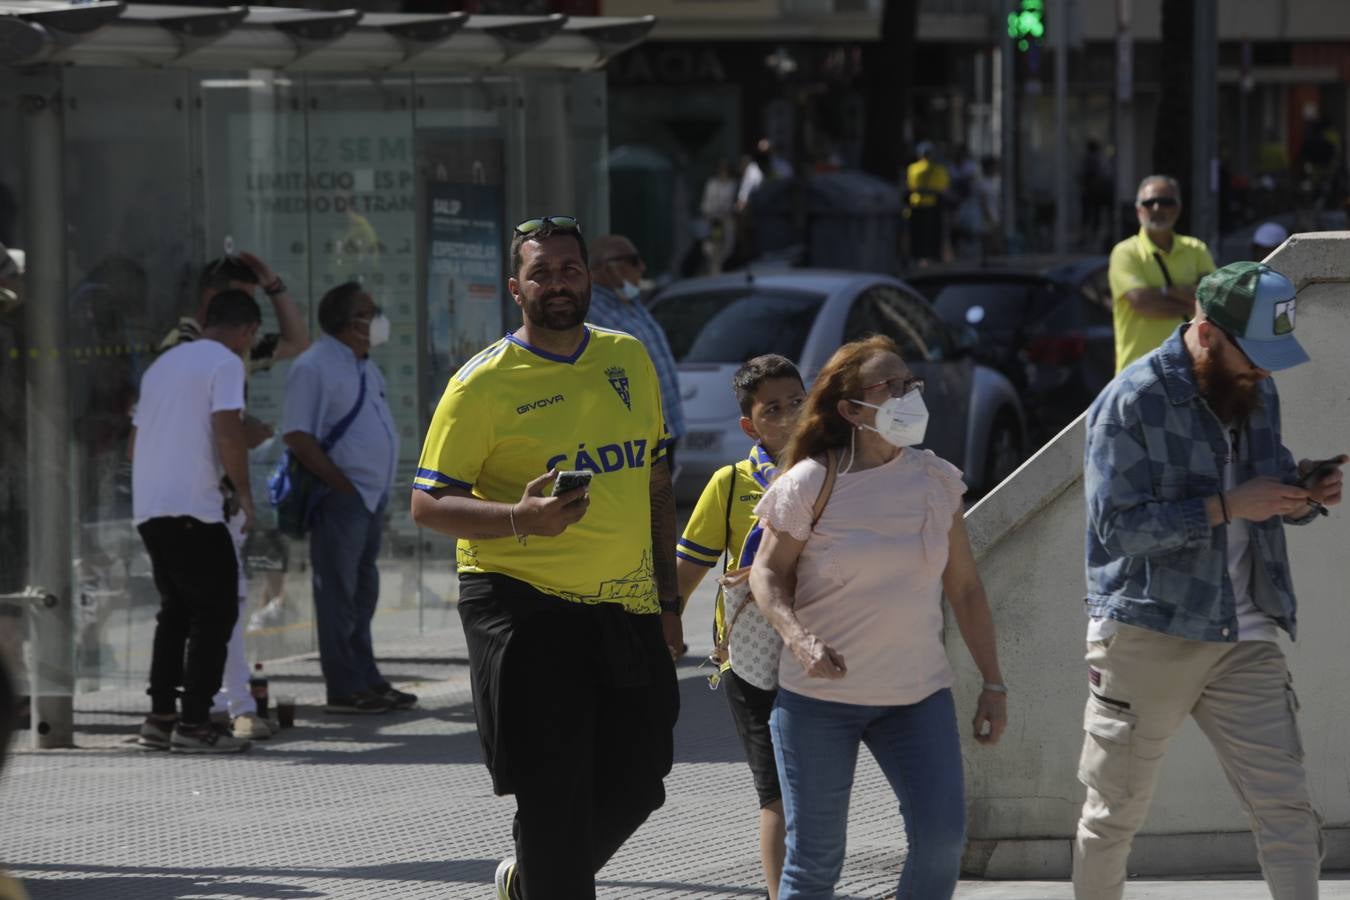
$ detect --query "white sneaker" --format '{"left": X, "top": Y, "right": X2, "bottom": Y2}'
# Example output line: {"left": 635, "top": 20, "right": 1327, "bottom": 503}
{"left": 247, "top": 597, "right": 286, "bottom": 632}
{"left": 232, "top": 712, "right": 274, "bottom": 740}
{"left": 494, "top": 856, "right": 517, "bottom": 900}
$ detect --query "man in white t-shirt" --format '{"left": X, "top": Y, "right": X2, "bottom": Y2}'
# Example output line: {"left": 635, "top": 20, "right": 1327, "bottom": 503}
{"left": 131, "top": 289, "right": 261, "bottom": 755}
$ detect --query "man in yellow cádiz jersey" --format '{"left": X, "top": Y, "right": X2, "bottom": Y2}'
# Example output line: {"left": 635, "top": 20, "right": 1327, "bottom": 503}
{"left": 673, "top": 353, "right": 805, "bottom": 900}
{"left": 410, "top": 216, "right": 680, "bottom": 900}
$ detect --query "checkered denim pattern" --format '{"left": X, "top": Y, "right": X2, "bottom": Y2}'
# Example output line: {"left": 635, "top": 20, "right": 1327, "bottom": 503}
{"left": 1084, "top": 328, "right": 1309, "bottom": 642}
{"left": 587, "top": 285, "right": 686, "bottom": 439}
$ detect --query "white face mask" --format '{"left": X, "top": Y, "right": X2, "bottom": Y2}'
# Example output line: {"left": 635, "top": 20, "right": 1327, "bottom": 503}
{"left": 849, "top": 390, "right": 929, "bottom": 448}
{"left": 366, "top": 313, "right": 391, "bottom": 347}
{"left": 619, "top": 280, "right": 642, "bottom": 301}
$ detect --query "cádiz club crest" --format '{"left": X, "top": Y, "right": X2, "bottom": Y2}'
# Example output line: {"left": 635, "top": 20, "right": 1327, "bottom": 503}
{"left": 606, "top": 365, "right": 631, "bottom": 410}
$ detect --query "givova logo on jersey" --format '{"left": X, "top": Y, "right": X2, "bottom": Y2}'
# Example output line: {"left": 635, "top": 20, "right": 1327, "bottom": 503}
{"left": 547, "top": 439, "right": 649, "bottom": 474}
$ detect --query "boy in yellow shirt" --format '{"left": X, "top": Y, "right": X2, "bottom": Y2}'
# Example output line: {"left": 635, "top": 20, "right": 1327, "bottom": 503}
{"left": 674, "top": 354, "right": 805, "bottom": 900}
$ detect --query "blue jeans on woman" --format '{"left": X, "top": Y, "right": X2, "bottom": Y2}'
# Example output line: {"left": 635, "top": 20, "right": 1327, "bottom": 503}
{"left": 769, "top": 686, "right": 966, "bottom": 900}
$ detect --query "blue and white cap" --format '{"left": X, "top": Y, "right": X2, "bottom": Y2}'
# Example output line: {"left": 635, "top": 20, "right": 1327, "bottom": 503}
{"left": 1197, "top": 261, "right": 1310, "bottom": 372}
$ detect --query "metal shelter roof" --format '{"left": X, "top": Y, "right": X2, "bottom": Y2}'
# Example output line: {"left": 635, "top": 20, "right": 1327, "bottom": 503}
{"left": 0, "top": 1, "right": 655, "bottom": 71}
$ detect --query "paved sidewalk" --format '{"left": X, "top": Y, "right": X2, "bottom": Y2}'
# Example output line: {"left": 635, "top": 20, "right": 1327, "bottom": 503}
{"left": 3, "top": 579, "right": 1348, "bottom": 899}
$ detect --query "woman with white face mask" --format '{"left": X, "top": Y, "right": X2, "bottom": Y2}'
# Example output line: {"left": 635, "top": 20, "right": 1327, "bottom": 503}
{"left": 746, "top": 334, "right": 1008, "bottom": 900}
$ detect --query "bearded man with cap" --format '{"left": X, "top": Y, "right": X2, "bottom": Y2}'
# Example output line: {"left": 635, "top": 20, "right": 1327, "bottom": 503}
{"left": 1073, "top": 261, "right": 1346, "bottom": 900}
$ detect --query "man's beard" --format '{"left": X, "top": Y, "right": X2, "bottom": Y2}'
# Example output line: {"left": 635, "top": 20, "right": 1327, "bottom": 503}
{"left": 523, "top": 287, "right": 589, "bottom": 331}
{"left": 1194, "top": 349, "right": 1263, "bottom": 424}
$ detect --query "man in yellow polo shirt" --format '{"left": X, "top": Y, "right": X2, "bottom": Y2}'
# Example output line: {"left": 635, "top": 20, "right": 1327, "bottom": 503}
{"left": 1109, "top": 175, "right": 1215, "bottom": 372}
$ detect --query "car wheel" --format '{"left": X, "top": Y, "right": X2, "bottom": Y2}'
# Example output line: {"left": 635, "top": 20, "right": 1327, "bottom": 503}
{"left": 981, "top": 410, "right": 1023, "bottom": 496}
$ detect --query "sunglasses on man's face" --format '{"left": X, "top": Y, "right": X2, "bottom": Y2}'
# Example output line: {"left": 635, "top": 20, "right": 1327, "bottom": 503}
{"left": 514, "top": 216, "right": 581, "bottom": 237}
{"left": 1138, "top": 197, "right": 1179, "bottom": 210}
{"left": 603, "top": 253, "right": 642, "bottom": 268}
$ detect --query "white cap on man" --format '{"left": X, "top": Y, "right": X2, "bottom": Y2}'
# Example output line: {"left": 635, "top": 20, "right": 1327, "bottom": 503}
{"left": 1252, "top": 222, "right": 1289, "bottom": 255}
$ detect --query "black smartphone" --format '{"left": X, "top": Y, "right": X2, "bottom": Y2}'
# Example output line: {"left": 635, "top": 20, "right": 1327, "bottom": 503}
{"left": 1297, "top": 458, "right": 1343, "bottom": 489}
{"left": 551, "top": 469, "right": 593, "bottom": 496}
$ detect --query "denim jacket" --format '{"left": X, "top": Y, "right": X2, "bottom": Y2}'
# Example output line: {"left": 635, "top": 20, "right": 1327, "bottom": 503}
{"left": 1084, "top": 326, "right": 1313, "bottom": 642}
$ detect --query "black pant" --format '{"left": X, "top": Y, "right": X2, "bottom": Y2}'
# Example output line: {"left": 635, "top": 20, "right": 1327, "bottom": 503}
{"left": 138, "top": 517, "right": 238, "bottom": 724}
{"left": 458, "top": 573, "right": 679, "bottom": 900}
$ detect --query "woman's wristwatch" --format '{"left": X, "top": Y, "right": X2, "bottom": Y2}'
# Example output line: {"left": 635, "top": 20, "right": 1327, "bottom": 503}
{"left": 982, "top": 682, "right": 1009, "bottom": 694}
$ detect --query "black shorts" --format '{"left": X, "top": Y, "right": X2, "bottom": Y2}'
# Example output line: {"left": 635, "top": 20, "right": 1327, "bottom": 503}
{"left": 457, "top": 571, "right": 680, "bottom": 797}
{"left": 723, "top": 667, "right": 781, "bottom": 808}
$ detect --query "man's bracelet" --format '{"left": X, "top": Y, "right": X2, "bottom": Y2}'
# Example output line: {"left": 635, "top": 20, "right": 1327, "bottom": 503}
{"left": 263, "top": 277, "right": 287, "bottom": 296}
{"left": 507, "top": 502, "right": 527, "bottom": 546}
{"left": 982, "top": 682, "right": 1008, "bottom": 694}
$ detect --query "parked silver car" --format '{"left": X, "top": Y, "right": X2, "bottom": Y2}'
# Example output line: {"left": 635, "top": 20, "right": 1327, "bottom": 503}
{"left": 649, "top": 270, "right": 1027, "bottom": 504}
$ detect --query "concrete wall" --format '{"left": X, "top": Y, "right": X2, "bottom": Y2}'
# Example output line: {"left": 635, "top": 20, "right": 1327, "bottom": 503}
{"left": 949, "top": 232, "right": 1350, "bottom": 878}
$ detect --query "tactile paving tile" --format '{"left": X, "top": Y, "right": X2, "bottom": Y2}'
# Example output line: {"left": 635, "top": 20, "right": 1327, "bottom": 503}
{"left": 3, "top": 584, "right": 912, "bottom": 899}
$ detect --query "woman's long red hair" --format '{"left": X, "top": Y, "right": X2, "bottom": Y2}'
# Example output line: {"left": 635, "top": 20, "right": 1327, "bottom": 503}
{"left": 780, "top": 334, "right": 899, "bottom": 472}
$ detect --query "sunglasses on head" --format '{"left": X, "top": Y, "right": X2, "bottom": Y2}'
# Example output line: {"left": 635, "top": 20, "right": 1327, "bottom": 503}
{"left": 1138, "top": 197, "right": 1179, "bottom": 210}
{"left": 514, "top": 216, "right": 581, "bottom": 237}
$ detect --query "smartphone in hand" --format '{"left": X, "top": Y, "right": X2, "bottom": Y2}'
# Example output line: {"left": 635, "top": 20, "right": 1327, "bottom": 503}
{"left": 1298, "top": 458, "right": 1344, "bottom": 489}
{"left": 551, "top": 469, "right": 593, "bottom": 498}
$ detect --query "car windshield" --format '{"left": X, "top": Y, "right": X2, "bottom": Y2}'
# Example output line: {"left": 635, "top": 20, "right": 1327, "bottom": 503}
{"left": 916, "top": 281, "right": 1041, "bottom": 332}
{"left": 650, "top": 288, "right": 825, "bottom": 363}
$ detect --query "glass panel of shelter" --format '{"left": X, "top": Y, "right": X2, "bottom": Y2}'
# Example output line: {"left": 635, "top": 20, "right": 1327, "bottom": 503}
{"left": 63, "top": 67, "right": 197, "bottom": 690}
{"left": 197, "top": 70, "right": 319, "bottom": 662}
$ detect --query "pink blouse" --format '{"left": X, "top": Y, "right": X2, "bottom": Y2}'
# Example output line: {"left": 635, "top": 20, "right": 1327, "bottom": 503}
{"left": 754, "top": 448, "right": 965, "bottom": 706}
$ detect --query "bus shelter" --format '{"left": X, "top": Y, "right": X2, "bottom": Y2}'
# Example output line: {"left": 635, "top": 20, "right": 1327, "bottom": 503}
{"left": 0, "top": 1, "right": 652, "bottom": 746}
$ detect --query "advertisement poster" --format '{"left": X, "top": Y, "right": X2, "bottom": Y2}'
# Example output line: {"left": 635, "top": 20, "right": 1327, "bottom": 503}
{"left": 419, "top": 133, "right": 506, "bottom": 421}
{"left": 204, "top": 109, "right": 421, "bottom": 517}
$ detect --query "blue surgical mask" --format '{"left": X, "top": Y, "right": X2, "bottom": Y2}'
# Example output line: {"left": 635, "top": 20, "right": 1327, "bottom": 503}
{"left": 619, "top": 280, "right": 642, "bottom": 301}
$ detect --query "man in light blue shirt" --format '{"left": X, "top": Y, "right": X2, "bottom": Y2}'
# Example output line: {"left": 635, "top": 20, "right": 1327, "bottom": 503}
{"left": 587, "top": 234, "right": 686, "bottom": 472}
{"left": 281, "top": 282, "right": 412, "bottom": 715}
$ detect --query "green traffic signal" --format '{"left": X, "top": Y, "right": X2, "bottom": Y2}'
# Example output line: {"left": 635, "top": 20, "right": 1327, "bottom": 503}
{"left": 1007, "top": 0, "right": 1046, "bottom": 51}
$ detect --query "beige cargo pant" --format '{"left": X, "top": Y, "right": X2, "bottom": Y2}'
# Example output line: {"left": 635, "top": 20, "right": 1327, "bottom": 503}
{"left": 1072, "top": 622, "right": 1322, "bottom": 900}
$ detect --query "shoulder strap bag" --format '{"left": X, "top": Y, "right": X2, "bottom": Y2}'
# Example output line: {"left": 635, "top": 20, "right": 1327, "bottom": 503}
{"left": 713, "top": 449, "right": 839, "bottom": 690}
{"left": 267, "top": 370, "right": 367, "bottom": 539}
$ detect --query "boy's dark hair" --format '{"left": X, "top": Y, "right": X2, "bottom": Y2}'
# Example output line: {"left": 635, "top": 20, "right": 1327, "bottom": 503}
{"left": 509, "top": 220, "right": 588, "bottom": 279}
{"left": 732, "top": 354, "right": 803, "bottom": 416}
{"left": 203, "top": 288, "right": 262, "bottom": 329}
{"left": 318, "top": 281, "right": 366, "bottom": 336}
{"left": 199, "top": 256, "right": 259, "bottom": 294}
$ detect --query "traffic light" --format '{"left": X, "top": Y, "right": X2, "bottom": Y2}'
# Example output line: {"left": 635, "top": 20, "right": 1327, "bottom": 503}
{"left": 1008, "top": 0, "right": 1046, "bottom": 53}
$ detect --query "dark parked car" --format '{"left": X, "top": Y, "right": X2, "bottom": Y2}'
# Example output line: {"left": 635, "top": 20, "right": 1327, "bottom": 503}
{"left": 648, "top": 269, "right": 1027, "bottom": 504}
{"left": 906, "top": 257, "right": 1113, "bottom": 447}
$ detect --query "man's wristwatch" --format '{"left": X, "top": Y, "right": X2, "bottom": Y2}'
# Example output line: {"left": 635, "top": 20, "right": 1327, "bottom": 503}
{"left": 659, "top": 596, "right": 682, "bottom": 615}
{"left": 263, "top": 277, "right": 287, "bottom": 296}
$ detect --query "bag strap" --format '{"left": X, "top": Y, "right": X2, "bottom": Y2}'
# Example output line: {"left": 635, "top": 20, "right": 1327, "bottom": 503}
{"left": 319, "top": 369, "right": 367, "bottom": 453}
{"left": 722, "top": 464, "right": 737, "bottom": 567}
{"left": 1151, "top": 250, "right": 1175, "bottom": 288}
{"left": 809, "top": 448, "right": 839, "bottom": 529}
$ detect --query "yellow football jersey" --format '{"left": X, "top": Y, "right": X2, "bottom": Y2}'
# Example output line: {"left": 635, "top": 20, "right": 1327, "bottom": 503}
{"left": 415, "top": 326, "right": 671, "bottom": 614}
{"left": 678, "top": 444, "right": 776, "bottom": 644}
